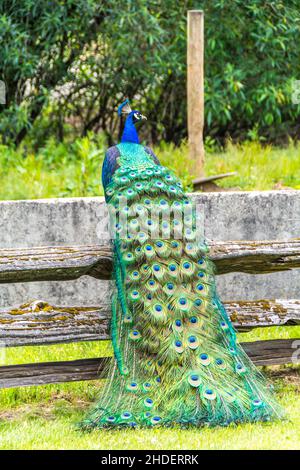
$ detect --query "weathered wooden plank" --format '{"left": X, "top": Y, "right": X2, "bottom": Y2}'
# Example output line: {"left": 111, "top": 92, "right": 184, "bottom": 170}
{"left": 193, "top": 172, "right": 237, "bottom": 192}
{"left": 0, "top": 245, "right": 112, "bottom": 283}
{"left": 1, "top": 299, "right": 300, "bottom": 348}
{"left": 241, "top": 339, "right": 300, "bottom": 366}
{"left": 0, "top": 339, "right": 298, "bottom": 388}
{"left": 226, "top": 299, "right": 300, "bottom": 331}
{"left": 0, "top": 358, "right": 107, "bottom": 389}
{"left": 0, "top": 239, "right": 299, "bottom": 284}
{"left": 193, "top": 172, "right": 237, "bottom": 186}
{"left": 211, "top": 239, "right": 300, "bottom": 274}
{"left": 0, "top": 301, "right": 110, "bottom": 347}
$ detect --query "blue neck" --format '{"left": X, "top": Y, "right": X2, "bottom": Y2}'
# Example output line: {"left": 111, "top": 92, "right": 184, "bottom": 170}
{"left": 121, "top": 116, "right": 139, "bottom": 144}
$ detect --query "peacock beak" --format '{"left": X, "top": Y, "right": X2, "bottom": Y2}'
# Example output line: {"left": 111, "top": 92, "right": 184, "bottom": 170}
{"left": 141, "top": 114, "right": 147, "bottom": 120}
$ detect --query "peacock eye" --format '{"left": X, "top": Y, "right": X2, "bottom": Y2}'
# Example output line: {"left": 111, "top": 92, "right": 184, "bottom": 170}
{"left": 134, "top": 112, "right": 140, "bottom": 120}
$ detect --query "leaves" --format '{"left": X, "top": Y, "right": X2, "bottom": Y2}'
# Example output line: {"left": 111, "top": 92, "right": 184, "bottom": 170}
{"left": 0, "top": 0, "right": 300, "bottom": 145}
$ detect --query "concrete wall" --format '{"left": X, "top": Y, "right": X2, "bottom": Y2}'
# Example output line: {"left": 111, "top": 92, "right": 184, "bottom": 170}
{"left": 0, "top": 191, "right": 299, "bottom": 308}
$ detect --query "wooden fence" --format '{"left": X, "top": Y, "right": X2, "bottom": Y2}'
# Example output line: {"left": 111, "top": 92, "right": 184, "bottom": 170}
{"left": 0, "top": 238, "right": 300, "bottom": 389}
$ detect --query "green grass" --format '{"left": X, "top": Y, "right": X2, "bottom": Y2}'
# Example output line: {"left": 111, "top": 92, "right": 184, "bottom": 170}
{"left": 0, "top": 386, "right": 299, "bottom": 450}
{"left": 1, "top": 326, "right": 300, "bottom": 449}
{"left": 0, "top": 367, "right": 299, "bottom": 450}
{"left": 0, "top": 134, "right": 106, "bottom": 200}
{"left": 0, "top": 136, "right": 299, "bottom": 200}
{"left": 204, "top": 140, "right": 300, "bottom": 191}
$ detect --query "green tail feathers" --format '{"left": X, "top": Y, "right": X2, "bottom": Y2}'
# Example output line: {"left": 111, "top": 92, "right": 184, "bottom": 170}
{"left": 80, "top": 143, "right": 284, "bottom": 429}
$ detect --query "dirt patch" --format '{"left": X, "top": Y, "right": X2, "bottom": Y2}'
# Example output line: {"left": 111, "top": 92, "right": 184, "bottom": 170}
{"left": 0, "top": 404, "right": 53, "bottom": 422}
{"left": 267, "top": 366, "right": 300, "bottom": 384}
{"left": 0, "top": 396, "right": 90, "bottom": 422}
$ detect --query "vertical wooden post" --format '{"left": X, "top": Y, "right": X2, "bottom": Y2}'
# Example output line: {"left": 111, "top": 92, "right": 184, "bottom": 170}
{"left": 187, "top": 10, "right": 205, "bottom": 177}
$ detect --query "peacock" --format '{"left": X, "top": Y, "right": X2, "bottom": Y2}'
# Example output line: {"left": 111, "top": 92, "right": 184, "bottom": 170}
{"left": 80, "top": 99, "right": 284, "bottom": 429}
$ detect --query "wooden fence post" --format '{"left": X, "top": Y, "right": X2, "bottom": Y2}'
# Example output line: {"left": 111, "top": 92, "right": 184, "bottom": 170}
{"left": 187, "top": 10, "right": 205, "bottom": 178}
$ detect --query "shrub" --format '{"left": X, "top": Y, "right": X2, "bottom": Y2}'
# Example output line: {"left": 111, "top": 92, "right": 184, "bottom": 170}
{"left": 0, "top": 1, "right": 299, "bottom": 146}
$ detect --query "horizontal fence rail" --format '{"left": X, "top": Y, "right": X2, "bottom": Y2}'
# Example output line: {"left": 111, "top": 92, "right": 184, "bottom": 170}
{"left": 0, "top": 239, "right": 299, "bottom": 284}
{"left": 0, "top": 339, "right": 298, "bottom": 389}
{"left": 0, "top": 237, "right": 299, "bottom": 390}
{"left": 1, "top": 299, "right": 300, "bottom": 348}
{"left": 0, "top": 358, "right": 107, "bottom": 389}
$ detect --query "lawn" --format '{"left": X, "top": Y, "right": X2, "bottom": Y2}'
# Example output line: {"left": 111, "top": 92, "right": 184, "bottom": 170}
{"left": 0, "top": 136, "right": 299, "bottom": 200}
{"left": 1, "top": 326, "right": 300, "bottom": 450}
{"left": 0, "top": 385, "right": 299, "bottom": 450}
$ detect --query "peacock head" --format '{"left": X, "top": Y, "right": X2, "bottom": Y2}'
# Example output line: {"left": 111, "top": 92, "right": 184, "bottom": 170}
{"left": 118, "top": 99, "right": 147, "bottom": 125}
{"left": 131, "top": 109, "right": 147, "bottom": 124}
{"left": 118, "top": 99, "right": 147, "bottom": 144}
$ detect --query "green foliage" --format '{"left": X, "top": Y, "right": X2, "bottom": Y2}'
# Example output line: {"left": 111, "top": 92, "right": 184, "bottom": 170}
{"left": 0, "top": 133, "right": 105, "bottom": 200}
{"left": 202, "top": 1, "right": 300, "bottom": 142}
{"left": 0, "top": 0, "right": 104, "bottom": 143}
{"left": 1, "top": 1, "right": 299, "bottom": 146}
{"left": 51, "top": 0, "right": 300, "bottom": 144}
